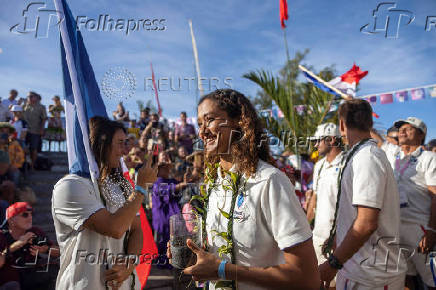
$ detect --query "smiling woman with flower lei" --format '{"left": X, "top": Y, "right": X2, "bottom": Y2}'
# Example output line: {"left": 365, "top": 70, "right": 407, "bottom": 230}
{"left": 171, "top": 89, "right": 320, "bottom": 289}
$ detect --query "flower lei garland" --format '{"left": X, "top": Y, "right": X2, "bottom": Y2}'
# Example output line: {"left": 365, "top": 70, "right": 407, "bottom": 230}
{"left": 191, "top": 162, "right": 244, "bottom": 290}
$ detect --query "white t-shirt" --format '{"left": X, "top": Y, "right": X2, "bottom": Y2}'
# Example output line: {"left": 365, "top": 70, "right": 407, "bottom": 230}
{"left": 206, "top": 160, "right": 312, "bottom": 290}
{"left": 381, "top": 142, "right": 436, "bottom": 224}
{"left": 52, "top": 174, "right": 140, "bottom": 290}
{"left": 10, "top": 119, "right": 27, "bottom": 140}
{"left": 312, "top": 152, "right": 343, "bottom": 244}
{"left": 336, "top": 140, "right": 406, "bottom": 286}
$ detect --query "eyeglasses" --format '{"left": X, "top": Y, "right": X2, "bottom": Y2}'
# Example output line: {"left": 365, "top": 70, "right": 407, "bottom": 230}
{"left": 20, "top": 212, "right": 32, "bottom": 218}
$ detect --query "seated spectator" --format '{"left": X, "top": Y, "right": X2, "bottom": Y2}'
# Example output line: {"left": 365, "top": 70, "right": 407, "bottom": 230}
{"left": 175, "top": 111, "right": 196, "bottom": 154}
{"left": 10, "top": 105, "right": 28, "bottom": 149}
{"left": 0, "top": 123, "right": 24, "bottom": 184}
{"left": 0, "top": 202, "right": 60, "bottom": 290}
{"left": 112, "top": 102, "right": 129, "bottom": 122}
{"left": 0, "top": 151, "right": 17, "bottom": 186}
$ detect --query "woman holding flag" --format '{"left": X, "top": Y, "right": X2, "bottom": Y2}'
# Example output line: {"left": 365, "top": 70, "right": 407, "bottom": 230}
{"left": 52, "top": 117, "right": 157, "bottom": 290}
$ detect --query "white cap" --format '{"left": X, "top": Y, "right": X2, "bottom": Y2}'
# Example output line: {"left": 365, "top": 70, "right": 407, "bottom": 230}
{"left": 394, "top": 117, "right": 427, "bottom": 136}
{"left": 10, "top": 105, "right": 22, "bottom": 112}
{"left": 311, "top": 123, "right": 340, "bottom": 140}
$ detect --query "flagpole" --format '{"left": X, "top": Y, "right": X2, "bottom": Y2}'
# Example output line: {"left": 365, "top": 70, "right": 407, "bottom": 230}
{"left": 188, "top": 19, "right": 204, "bottom": 97}
{"left": 298, "top": 65, "right": 352, "bottom": 100}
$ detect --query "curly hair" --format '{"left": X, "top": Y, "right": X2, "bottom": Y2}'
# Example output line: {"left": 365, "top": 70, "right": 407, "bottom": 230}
{"left": 198, "top": 89, "right": 275, "bottom": 178}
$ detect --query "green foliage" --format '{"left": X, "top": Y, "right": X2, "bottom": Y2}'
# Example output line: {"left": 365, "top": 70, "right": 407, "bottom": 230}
{"left": 244, "top": 49, "right": 339, "bottom": 154}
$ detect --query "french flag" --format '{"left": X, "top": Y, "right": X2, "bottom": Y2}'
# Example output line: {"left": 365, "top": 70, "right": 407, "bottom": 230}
{"left": 55, "top": 0, "right": 156, "bottom": 287}
{"left": 329, "top": 64, "right": 368, "bottom": 97}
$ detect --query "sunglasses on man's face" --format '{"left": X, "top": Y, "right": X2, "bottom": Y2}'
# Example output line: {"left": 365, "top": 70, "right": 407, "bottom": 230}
{"left": 20, "top": 211, "right": 32, "bottom": 218}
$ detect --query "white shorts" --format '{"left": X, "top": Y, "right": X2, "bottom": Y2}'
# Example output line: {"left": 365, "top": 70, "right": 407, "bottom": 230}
{"left": 400, "top": 221, "right": 436, "bottom": 287}
{"left": 336, "top": 271, "right": 405, "bottom": 290}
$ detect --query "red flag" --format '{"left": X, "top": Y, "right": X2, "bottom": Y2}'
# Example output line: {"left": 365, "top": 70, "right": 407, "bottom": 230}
{"left": 121, "top": 160, "right": 158, "bottom": 289}
{"left": 150, "top": 62, "right": 163, "bottom": 117}
{"left": 280, "top": 0, "right": 288, "bottom": 29}
{"left": 372, "top": 112, "right": 380, "bottom": 118}
{"left": 340, "top": 64, "right": 368, "bottom": 85}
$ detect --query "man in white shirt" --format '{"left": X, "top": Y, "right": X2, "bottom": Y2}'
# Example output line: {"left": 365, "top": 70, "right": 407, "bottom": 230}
{"left": 372, "top": 117, "right": 436, "bottom": 289}
{"left": 306, "top": 123, "right": 343, "bottom": 284}
{"left": 319, "top": 99, "right": 406, "bottom": 289}
{"left": 2, "top": 90, "right": 18, "bottom": 114}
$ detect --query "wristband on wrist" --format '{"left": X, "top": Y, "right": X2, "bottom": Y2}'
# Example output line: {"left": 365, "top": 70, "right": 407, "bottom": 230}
{"left": 218, "top": 260, "right": 228, "bottom": 279}
{"left": 134, "top": 185, "right": 148, "bottom": 197}
{"left": 328, "top": 254, "right": 343, "bottom": 270}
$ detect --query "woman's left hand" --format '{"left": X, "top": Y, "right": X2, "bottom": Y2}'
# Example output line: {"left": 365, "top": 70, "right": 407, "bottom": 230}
{"left": 105, "top": 263, "right": 134, "bottom": 289}
{"left": 183, "top": 239, "right": 221, "bottom": 282}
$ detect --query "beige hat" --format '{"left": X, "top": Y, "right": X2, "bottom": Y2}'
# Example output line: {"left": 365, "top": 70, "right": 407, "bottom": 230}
{"left": 311, "top": 123, "right": 340, "bottom": 140}
{"left": 394, "top": 117, "right": 427, "bottom": 136}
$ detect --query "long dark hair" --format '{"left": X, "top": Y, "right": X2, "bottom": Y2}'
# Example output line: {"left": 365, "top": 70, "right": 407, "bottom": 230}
{"left": 198, "top": 89, "right": 274, "bottom": 178}
{"left": 89, "top": 116, "right": 126, "bottom": 184}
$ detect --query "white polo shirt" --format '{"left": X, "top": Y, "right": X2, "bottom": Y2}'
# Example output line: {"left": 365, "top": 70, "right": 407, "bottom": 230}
{"left": 52, "top": 174, "right": 140, "bottom": 290}
{"left": 206, "top": 160, "right": 312, "bottom": 290}
{"left": 312, "top": 153, "right": 343, "bottom": 245}
{"left": 336, "top": 140, "right": 406, "bottom": 286}
{"left": 381, "top": 142, "right": 436, "bottom": 224}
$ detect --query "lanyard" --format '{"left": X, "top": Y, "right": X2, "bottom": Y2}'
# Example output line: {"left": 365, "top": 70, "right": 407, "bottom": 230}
{"left": 322, "top": 138, "right": 371, "bottom": 258}
{"left": 394, "top": 147, "right": 422, "bottom": 180}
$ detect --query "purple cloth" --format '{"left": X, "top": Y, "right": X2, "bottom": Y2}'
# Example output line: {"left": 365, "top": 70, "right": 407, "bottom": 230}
{"left": 152, "top": 177, "right": 181, "bottom": 267}
{"left": 175, "top": 123, "right": 196, "bottom": 154}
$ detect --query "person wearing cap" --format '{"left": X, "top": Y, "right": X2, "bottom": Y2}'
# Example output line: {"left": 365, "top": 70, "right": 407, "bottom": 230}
{"left": 372, "top": 117, "right": 436, "bottom": 289}
{"left": 0, "top": 202, "right": 59, "bottom": 290}
{"left": 306, "top": 123, "right": 343, "bottom": 289}
{"left": 10, "top": 105, "right": 27, "bottom": 149}
{"left": 319, "top": 99, "right": 406, "bottom": 289}
{"left": 23, "top": 92, "right": 47, "bottom": 169}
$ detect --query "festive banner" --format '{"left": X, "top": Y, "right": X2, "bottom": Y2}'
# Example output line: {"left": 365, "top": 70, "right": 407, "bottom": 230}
{"left": 358, "top": 83, "right": 436, "bottom": 105}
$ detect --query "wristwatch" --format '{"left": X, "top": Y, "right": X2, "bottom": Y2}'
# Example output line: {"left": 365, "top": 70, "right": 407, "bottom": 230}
{"left": 328, "top": 254, "right": 343, "bottom": 270}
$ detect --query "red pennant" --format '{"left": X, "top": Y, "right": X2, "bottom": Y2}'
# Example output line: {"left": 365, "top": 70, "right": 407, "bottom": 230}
{"left": 340, "top": 64, "right": 368, "bottom": 85}
{"left": 280, "top": 0, "right": 288, "bottom": 29}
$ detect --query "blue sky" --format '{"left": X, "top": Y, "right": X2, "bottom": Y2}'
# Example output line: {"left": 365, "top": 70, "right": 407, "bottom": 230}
{"left": 1, "top": 0, "right": 435, "bottom": 139}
